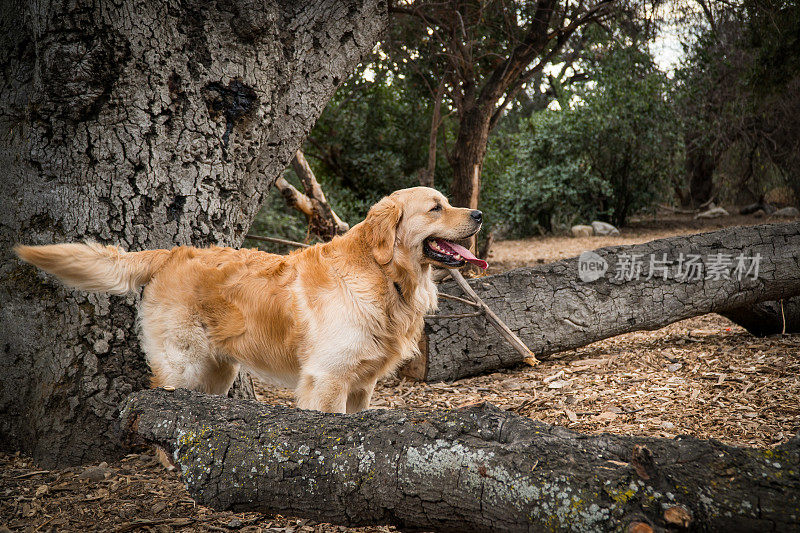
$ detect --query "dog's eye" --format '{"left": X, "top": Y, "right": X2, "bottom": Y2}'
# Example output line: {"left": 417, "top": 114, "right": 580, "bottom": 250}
{"left": 429, "top": 204, "right": 442, "bottom": 212}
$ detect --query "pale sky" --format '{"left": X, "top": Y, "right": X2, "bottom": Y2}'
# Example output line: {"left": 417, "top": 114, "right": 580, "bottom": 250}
{"left": 651, "top": 21, "right": 686, "bottom": 73}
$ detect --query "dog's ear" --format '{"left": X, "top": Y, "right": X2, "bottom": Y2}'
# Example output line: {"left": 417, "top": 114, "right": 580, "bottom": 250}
{"left": 366, "top": 196, "right": 402, "bottom": 265}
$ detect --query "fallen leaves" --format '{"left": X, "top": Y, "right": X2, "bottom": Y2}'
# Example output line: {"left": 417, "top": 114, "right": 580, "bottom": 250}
{"left": 1, "top": 451, "right": 393, "bottom": 533}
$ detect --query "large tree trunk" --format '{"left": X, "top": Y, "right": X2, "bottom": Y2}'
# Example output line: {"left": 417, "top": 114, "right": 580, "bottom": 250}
{"left": 0, "top": 0, "right": 386, "bottom": 467}
{"left": 406, "top": 222, "right": 800, "bottom": 382}
{"left": 450, "top": 105, "right": 491, "bottom": 210}
{"left": 122, "top": 388, "right": 800, "bottom": 533}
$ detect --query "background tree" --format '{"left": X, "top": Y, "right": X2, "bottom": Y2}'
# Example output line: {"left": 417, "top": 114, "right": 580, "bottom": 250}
{"left": 246, "top": 52, "right": 452, "bottom": 252}
{"left": 387, "top": 0, "right": 617, "bottom": 215}
{"left": 249, "top": 1, "right": 677, "bottom": 247}
{"left": 481, "top": 43, "right": 677, "bottom": 232}
{"left": 0, "top": 0, "right": 386, "bottom": 467}
{"left": 673, "top": 0, "right": 800, "bottom": 206}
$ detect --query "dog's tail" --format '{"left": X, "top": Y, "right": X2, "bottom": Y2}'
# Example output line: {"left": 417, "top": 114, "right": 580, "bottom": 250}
{"left": 14, "top": 242, "right": 170, "bottom": 295}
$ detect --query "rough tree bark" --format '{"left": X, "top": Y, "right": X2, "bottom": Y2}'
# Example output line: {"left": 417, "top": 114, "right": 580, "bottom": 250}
{"left": 450, "top": 104, "right": 491, "bottom": 210}
{"left": 406, "top": 222, "right": 800, "bottom": 382}
{"left": 122, "top": 388, "right": 800, "bottom": 533}
{"left": 0, "top": 0, "right": 387, "bottom": 467}
{"left": 685, "top": 136, "right": 716, "bottom": 207}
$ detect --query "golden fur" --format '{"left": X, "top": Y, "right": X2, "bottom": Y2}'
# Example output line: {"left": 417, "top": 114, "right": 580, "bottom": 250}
{"left": 15, "top": 187, "right": 481, "bottom": 413}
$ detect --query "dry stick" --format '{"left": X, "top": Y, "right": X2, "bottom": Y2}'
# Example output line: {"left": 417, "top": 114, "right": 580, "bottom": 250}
{"left": 449, "top": 269, "right": 537, "bottom": 365}
{"left": 425, "top": 311, "right": 484, "bottom": 319}
{"left": 244, "top": 234, "right": 310, "bottom": 248}
{"left": 437, "top": 292, "right": 482, "bottom": 308}
{"left": 781, "top": 298, "right": 786, "bottom": 335}
{"left": 13, "top": 470, "right": 50, "bottom": 479}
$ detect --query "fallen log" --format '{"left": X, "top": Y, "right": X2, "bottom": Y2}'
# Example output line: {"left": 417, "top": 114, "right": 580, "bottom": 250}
{"left": 720, "top": 296, "right": 800, "bottom": 336}
{"left": 121, "top": 389, "right": 800, "bottom": 533}
{"left": 407, "top": 222, "right": 800, "bottom": 381}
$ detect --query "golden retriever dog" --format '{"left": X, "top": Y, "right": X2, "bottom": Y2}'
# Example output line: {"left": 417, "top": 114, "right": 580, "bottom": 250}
{"left": 15, "top": 187, "right": 486, "bottom": 413}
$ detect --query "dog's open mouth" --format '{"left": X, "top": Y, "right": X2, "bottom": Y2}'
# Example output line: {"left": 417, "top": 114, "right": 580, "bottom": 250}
{"left": 423, "top": 238, "right": 488, "bottom": 270}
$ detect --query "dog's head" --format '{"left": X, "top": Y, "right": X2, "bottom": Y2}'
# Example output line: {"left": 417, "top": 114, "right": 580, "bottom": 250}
{"left": 363, "top": 187, "right": 486, "bottom": 270}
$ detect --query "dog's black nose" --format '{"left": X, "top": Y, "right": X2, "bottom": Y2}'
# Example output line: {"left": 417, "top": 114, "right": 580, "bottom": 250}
{"left": 471, "top": 210, "right": 483, "bottom": 223}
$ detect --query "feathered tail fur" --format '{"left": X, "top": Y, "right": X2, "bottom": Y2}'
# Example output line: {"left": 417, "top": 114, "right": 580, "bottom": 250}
{"left": 14, "top": 242, "right": 169, "bottom": 294}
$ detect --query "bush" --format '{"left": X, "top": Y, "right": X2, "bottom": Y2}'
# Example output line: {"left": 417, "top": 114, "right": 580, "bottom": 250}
{"left": 482, "top": 111, "right": 610, "bottom": 236}
{"left": 483, "top": 45, "right": 679, "bottom": 234}
{"left": 576, "top": 46, "right": 679, "bottom": 226}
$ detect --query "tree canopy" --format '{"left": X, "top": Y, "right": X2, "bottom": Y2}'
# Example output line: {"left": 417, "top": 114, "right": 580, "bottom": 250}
{"left": 249, "top": 0, "right": 800, "bottom": 245}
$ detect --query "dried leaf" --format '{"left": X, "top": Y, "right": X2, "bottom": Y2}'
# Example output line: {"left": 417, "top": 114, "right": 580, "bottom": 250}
{"left": 664, "top": 505, "right": 692, "bottom": 527}
{"left": 597, "top": 411, "right": 618, "bottom": 421}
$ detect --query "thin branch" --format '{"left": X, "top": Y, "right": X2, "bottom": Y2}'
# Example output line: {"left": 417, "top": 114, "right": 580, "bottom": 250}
{"left": 388, "top": 4, "right": 450, "bottom": 31}
{"left": 489, "top": 46, "right": 559, "bottom": 130}
{"left": 437, "top": 292, "right": 482, "bottom": 308}
{"left": 244, "top": 234, "right": 310, "bottom": 248}
{"left": 425, "top": 311, "right": 484, "bottom": 319}
{"left": 449, "top": 270, "right": 536, "bottom": 364}
{"left": 420, "top": 76, "right": 447, "bottom": 187}
{"left": 488, "top": 1, "right": 612, "bottom": 130}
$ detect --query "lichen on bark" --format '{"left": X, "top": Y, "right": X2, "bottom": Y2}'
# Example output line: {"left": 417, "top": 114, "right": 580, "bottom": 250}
{"left": 121, "top": 389, "right": 800, "bottom": 533}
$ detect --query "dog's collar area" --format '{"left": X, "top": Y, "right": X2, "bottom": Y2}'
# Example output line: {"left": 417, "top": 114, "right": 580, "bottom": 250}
{"left": 393, "top": 281, "right": 404, "bottom": 300}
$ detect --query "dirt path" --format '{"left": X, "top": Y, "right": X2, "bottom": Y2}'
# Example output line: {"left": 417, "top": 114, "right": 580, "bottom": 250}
{"left": 486, "top": 212, "right": 774, "bottom": 272}
{"left": 4, "top": 212, "right": 798, "bottom": 532}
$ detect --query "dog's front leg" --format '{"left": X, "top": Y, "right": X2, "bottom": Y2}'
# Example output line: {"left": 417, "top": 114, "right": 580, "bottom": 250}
{"left": 295, "top": 373, "right": 348, "bottom": 413}
{"left": 346, "top": 378, "right": 377, "bottom": 413}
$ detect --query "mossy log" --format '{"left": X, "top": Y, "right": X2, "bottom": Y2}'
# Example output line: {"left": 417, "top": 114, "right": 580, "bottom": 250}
{"left": 121, "top": 389, "right": 800, "bottom": 533}
{"left": 408, "top": 222, "right": 800, "bottom": 382}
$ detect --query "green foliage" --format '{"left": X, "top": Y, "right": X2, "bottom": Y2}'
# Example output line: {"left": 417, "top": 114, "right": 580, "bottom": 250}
{"left": 482, "top": 111, "right": 610, "bottom": 236}
{"left": 482, "top": 45, "right": 678, "bottom": 234}
{"left": 673, "top": 1, "right": 800, "bottom": 204}
{"left": 746, "top": 0, "right": 800, "bottom": 91}
{"left": 243, "top": 188, "right": 310, "bottom": 254}
{"left": 576, "top": 46, "right": 679, "bottom": 225}
{"left": 247, "top": 58, "right": 454, "bottom": 250}
{"left": 303, "top": 61, "right": 452, "bottom": 219}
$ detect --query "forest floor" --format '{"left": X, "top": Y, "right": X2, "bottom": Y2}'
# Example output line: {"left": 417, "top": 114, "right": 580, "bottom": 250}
{"left": 3, "top": 210, "right": 799, "bottom": 533}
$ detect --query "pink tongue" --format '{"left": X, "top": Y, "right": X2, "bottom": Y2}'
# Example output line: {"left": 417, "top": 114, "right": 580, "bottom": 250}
{"left": 435, "top": 239, "right": 488, "bottom": 270}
